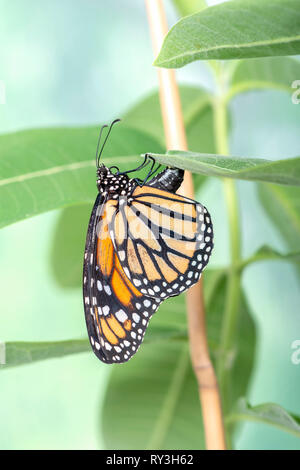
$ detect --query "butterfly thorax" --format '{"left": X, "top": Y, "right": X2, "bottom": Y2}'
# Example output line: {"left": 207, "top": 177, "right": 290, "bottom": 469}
{"left": 96, "top": 165, "right": 135, "bottom": 200}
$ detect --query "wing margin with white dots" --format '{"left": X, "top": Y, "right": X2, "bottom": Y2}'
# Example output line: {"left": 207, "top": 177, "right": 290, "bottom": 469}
{"left": 110, "top": 186, "right": 214, "bottom": 300}
{"left": 83, "top": 194, "right": 161, "bottom": 364}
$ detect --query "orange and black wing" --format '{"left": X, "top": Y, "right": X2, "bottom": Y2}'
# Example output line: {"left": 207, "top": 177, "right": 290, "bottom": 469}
{"left": 83, "top": 194, "right": 161, "bottom": 364}
{"left": 111, "top": 185, "right": 213, "bottom": 300}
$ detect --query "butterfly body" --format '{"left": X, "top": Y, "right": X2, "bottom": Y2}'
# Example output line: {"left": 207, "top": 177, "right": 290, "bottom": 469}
{"left": 83, "top": 122, "right": 213, "bottom": 364}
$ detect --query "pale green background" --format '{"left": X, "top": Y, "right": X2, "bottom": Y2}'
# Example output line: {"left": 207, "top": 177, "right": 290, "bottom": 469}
{"left": 0, "top": 0, "right": 299, "bottom": 449}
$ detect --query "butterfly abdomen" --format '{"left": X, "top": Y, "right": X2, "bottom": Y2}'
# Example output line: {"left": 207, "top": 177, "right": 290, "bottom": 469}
{"left": 148, "top": 167, "right": 184, "bottom": 192}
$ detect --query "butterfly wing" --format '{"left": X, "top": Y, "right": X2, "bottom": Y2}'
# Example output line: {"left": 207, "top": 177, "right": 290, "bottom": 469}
{"left": 111, "top": 185, "right": 213, "bottom": 300}
{"left": 83, "top": 194, "right": 161, "bottom": 364}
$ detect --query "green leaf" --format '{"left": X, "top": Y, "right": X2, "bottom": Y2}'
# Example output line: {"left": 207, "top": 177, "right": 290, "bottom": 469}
{"left": 148, "top": 151, "right": 300, "bottom": 186}
{"left": 102, "top": 341, "right": 202, "bottom": 450}
{"left": 172, "top": 0, "right": 207, "bottom": 17}
{"left": 240, "top": 245, "right": 300, "bottom": 270}
{"left": 204, "top": 271, "right": 256, "bottom": 410}
{"left": 0, "top": 325, "right": 186, "bottom": 370}
{"left": 0, "top": 339, "right": 90, "bottom": 369}
{"left": 50, "top": 203, "right": 92, "bottom": 288}
{"left": 154, "top": 0, "right": 300, "bottom": 68}
{"left": 0, "top": 126, "right": 163, "bottom": 229}
{"left": 258, "top": 183, "right": 300, "bottom": 251}
{"left": 100, "top": 270, "right": 256, "bottom": 449}
{"left": 227, "top": 398, "right": 300, "bottom": 439}
{"left": 230, "top": 57, "right": 300, "bottom": 98}
{"left": 124, "top": 86, "right": 215, "bottom": 153}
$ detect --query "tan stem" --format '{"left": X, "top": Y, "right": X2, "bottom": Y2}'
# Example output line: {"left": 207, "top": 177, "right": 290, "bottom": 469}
{"left": 145, "top": 0, "right": 226, "bottom": 450}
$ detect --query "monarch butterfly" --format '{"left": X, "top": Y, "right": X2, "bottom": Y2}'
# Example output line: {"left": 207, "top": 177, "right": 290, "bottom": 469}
{"left": 83, "top": 119, "right": 214, "bottom": 364}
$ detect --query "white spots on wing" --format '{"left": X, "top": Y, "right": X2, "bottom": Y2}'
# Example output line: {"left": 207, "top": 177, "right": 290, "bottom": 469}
{"left": 133, "top": 313, "right": 140, "bottom": 323}
{"left": 95, "top": 342, "right": 101, "bottom": 350}
{"left": 90, "top": 253, "right": 93, "bottom": 265}
{"left": 134, "top": 279, "right": 142, "bottom": 287}
{"left": 105, "top": 342, "right": 112, "bottom": 351}
{"left": 136, "top": 303, "right": 141, "bottom": 310}
{"left": 97, "top": 280, "right": 102, "bottom": 291}
{"left": 102, "top": 305, "right": 110, "bottom": 316}
{"left": 119, "top": 250, "right": 125, "bottom": 261}
{"left": 104, "top": 285, "right": 111, "bottom": 295}
{"left": 90, "top": 336, "right": 95, "bottom": 346}
{"left": 154, "top": 285, "right": 160, "bottom": 292}
{"left": 84, "top": 297, "right": 90, "bottom": 305}
{"left": 131, "top": 331, "right": 136, "bottom": 339}
{"left": 143, "top": 299, "right": 151, "bottom": 308}
{"left": 124, "top": 267, "right": 131, "bottom": 279}
{"left": 115, "top": 309, "right": 128, "bottom": 322}
{"left": 188, "top": 271, "right": 193, "bottom": 279}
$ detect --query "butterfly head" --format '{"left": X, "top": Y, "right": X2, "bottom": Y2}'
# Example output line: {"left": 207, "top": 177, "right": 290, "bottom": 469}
{"left": 97, "top": 165, "right": 134, "bottom": 198}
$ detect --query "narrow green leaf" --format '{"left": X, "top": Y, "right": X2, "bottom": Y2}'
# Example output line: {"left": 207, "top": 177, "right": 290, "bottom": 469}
{"left": 230, "top": 57, "right": 300, "bottom": 98}
{"left": 0, "top": 325, "right": 186, "bottom": 370}
{"left": 0, "top": 126, "right": 163, "bottom": 229}
{"left": 240, "top": 245, "right": 300, "bottom": 270}
{"left": 172, "top": 0, "right": 207, "bottom": 17}
{"left": 258, "top": 183, "right": 300, "bottom": 251}
{"left": 149, "top": 151, "right": 300, "bottom": 186}
{"left": 0, "top": 339, "right": 90, "bottom": 369}
{"left": 227, "top": 398, "right": 300, "bottom": 439}
{"left": 154, "top": 0, "right": 300, "bottom": 68}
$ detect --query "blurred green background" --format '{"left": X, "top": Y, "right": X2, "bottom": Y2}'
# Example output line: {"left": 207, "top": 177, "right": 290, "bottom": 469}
{"left": 0, "top": 0, "right": 300, "bottom": 449}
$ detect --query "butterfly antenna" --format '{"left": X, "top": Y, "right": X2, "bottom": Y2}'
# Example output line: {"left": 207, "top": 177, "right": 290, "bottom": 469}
{"left": 95, "top": 124, "right": 108, "bottom": 168}
{"left": 97, "top": 118, "right": 121, "bottom": 166}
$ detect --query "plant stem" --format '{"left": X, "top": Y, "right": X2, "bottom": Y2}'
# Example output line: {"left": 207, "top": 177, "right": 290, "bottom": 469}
{"left": 145, "top": 0, "right": 226, "bottom": 450}
{"left": 213, "top": 70, "right": 242, "bottom": 412}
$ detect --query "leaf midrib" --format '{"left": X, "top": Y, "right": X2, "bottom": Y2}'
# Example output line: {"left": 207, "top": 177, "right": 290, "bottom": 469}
{"left": 157, "top": 35, "right": 300, "bottom": 66}
{"left": 0, "top": 155, "right": 138, "bottom": 188}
